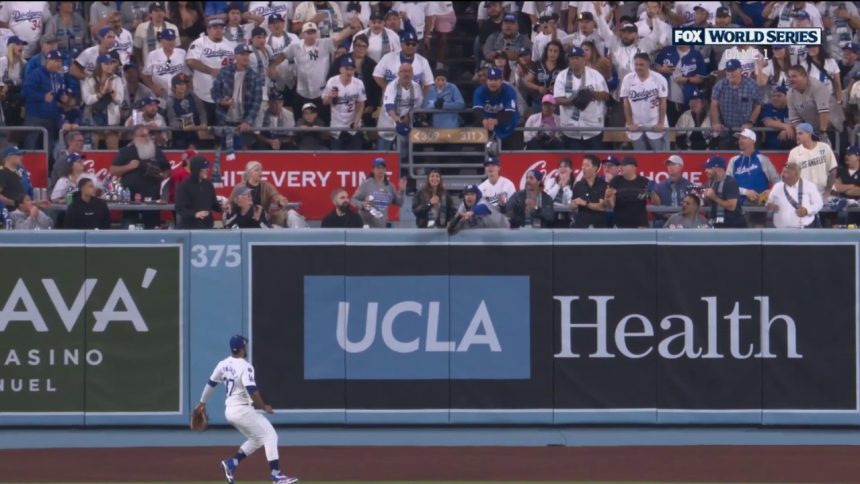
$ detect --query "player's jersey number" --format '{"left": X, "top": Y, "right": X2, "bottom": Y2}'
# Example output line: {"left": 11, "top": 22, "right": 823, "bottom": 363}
{"left": 225, "top": 378, "right": 236, "bottom": 396}
{"left": 191, "top": 244, "right": 241, "bottom": 268}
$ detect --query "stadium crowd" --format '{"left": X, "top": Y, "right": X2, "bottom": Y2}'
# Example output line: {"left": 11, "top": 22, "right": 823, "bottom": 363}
{"left": 0, "top": 1, "right": 860, "bottom": 230}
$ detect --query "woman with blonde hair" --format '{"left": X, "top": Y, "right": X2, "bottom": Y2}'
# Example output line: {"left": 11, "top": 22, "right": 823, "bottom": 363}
{"left": 0, "top": 37, "right": 27, "bottom": 126}
{"left": 229, "top": 161, "right": 306, "bottom": 228}
{"left": 82, "top": 54, "right": 125, "bottom": 149}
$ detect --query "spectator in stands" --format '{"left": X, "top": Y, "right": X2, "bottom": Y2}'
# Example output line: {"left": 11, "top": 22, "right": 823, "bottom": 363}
{"left": 651, "top": 155, "right": 691, "bottom": 229}
{"left": 175, "top": 155, "right": 222, "bottom": 229}
{"left": 765, "top": 1, "right": 822, "bottom": 29}
{"left": 295, "top": 102, "right": 330, "bottom": 149}
{"left": 731, "top": 1, "right": 766, "bottom": 27}
{"left": 840, "top": 43, "right": 860, "bottom": 89}
{"left": 552, "top": 46, "right": 608, "bottom": 149}
{"left": 64, "top": 177, "right": 111, "bottom": 229}
{"left": 788, "top": 122, "right": 836, "bottom": 197}
{"left": 373, "top": 30, "right": 433, "bottom": 94}
{"left": 392, "top": 2, "right": 434, "bottom": 53}
{"left": 120, "top": 63, "right": 155, "bottom": 125}
{"left": 674, "top": 89, "right": 713, "bottom": 150}
{"left": 224, "top": 185, "right": 271, "bottom": 229}
{"left": 766, "top": 160, "right": 824, "bottom": 228}
{"left": 125, "top": 97, "right": 169, "bottom": 148}
{"left": 354, "top": 11, "right": 400, "bottom": 63}
{"left": 664, "top": 194, "right": 709, "bottom": 229}
{"left": 141, "top": 29, "right": 189, "bottom": 106}
{"left": 804, "top": 43, "right": 844, "bottom": 131}
{"left": 447, "top": 184, "right": 510, "bottom": 234}
{"left": 525, "top": 40, "right": 564, "bottom": 111}
{"left": 134, "top": 2, "right": 179, "bottom": 67}
{"left": 253, "top": 91, "right": 295, "bottom": 150}
{"left": 528, "top": 13, "right": 563, "bottom": 64}
{"left": 223, "top": 2, "right": 257, "bottom": 44}
{"left": 479, "top": 154, "right": 516, "bottom": 210}
{"left": 57, "top": 87, "right": 83, "bottom": 132}
{"left": 474, "top": 67, "right": 520, "bottom": 145}
{"left": 601, "top": 155, "right": 620, "bottom": 184}
{"left": 121, "top": 1, "right": 153, "bottom": 33}
{"left": 756, "top": 46, "right": 791, "bottom": 99}
{"left": 653, "top": 42, "right": 707, "bottom": 126}
{"left": 293, "top": 1, "right": 345, "bottom": 39}
{"left": 43, "top": 2, "right": 87, "bottom": 57}
{"left": 545, "top": 157, "right": 575, "bottom": 228}
{"left": 24, "top": 35, "right": 59, "bottom": 79}
{"left": 478, "top": 1, "right": 505, "bottom": 52}
{"left": 378, "top": 62, "right": 422, "bottom": 160}
{"left": 232, "top": 160, "right": 305, "bottom": 228}
{"left": 8, "top": 195, "right": 53, "bottom": 230}
{"left": 561, "top": 12, "right": 603, "bottom": 56}
{"left": 833, "top": 146, "right": 860, "bottom": 225}
{"left": 166, "top": 73, "right": 205, "bottom": 149}
{"left": 490, "top": 50, "right": 514, "bottom": 84}
{"left": 169, "top": 1, "right": 206, "bottom": 49}
{"left": 710, "top": 59, "right": 763, "bottom": 149}
{"left": 323, "top": 56, "right": 367, "bottom": 149}
{"left": 0, "top": 36, "right": 27, "bottom": 129}
{"left": 0, "top": 1, "right": 49, "bottom": 59}
{"left": 427, "top": 1, "right": 455, "bottom": 67}
{"left": 71, "top": 27, "right": 117, "bottom": 80}
{"left": 757, "top": 84, "right": 793, "bottom": 149}
{"left": 211, "top": 45, "right": 264, "bottom": 149}
{"left": 524, "top": 94, "right": 563, "bottom": 150}
{"left": 351, "top": 157, "right": 407, "bottom": 228}
{"left": 727, "top": 128, "right": 780, "bottom": 205}
{"left": 90, "top": 1, "right": 119, "bottom": 30}
{"left": 700, "top": 6, "right": 739, "bottom": 68}
{"left": 506, "top": 169, "right": 554, "bottom": 228}
{"left": 482, "top": 14, "right": 532, "bottom": 66}
{"left": 412, "top": 169, "right": 455, "bottom": 228}
{"left": 0, "top": 146, "right": 27, "bottom": 210}
{"left": 22, "top": 50, "right": 64, "bottom": 151}
{"left": 595, "top": 13, "right": 666, "bottom": 82}
{"left": 703, "top": 155, "right": 747, "bottom": 228}
{"left": 107, "top": 11, "right": 136, "bottom": 66}
{"left": 50, "top": 153, "right": 97, "bottom": 203}
{"left": 424, "top": 69, "right": 465, "bottom": 128}
{"left": 334, "top": 35, "right": 380, "bottom": 126}
{"left": 186, "top": 19, "right": 237, "bottom": 126}
{"left": 247, "top": 28, "right": 276, "bottom": 109}
{"left": 605, "top": 156, "right": 655, "bottom": 228}
{"left": 110, "top": 124, "right": 171, "bottom": 228}
{"left": 321, "top": 187, "right": 364, "bottom": 228}
{"left": 718, "top": 45, "right": 763, "bottom": 79}
{"left": 621, "top": 53, "right": 669, "bottom": 151}
{"left": 822, "top": 2, "right": 859, "bottom": 60}
{"left": 51, "top": 131, "right": 85, "bottom": 191}
{"left": 83, "top": 55, "right": 125, "bottom": 151}
{"left": 787, "top": 65, "right": 832, "bottom": 140}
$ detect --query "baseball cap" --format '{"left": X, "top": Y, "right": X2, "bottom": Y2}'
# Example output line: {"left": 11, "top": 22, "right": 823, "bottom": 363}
{"left": 704, "top": 156, "right": 727, "bottom": 169}
{"left": 302, "top": 21, "right": 318, "bottom": 33}
{"left": 370, "top": 11, "right": 384, "bottom": 21}
{"left": 568, "top": 46, "right": 584, "bottom": 57}
{"left": 339, "top": 56, "right": 356, "bottom": 68}
{"left": 734, "top": 128, "right": 757, "bottom": 142}
{"left": 621, "top": 23, "right": 637, "bottom": 32}
{"left": 40, "top": 33, "right": 58, "bottom": 46}
{"left": 98, "top": 26, "right": 113, "bottom": 39}
{"left": 234, "top": 44, "right": 252, "bottom": 55}
{"left": 484, "top": 155, "right": 501, "bottom": 166}
{"left": 463, "top": 184, "right": 482, "bottom": 198}
{"left": 602, "top": 155, "right": 620, "bottom": 166}
{"left": 189, "top": 155, "right": 209, "bottom": 170}
{"left": 6, "top": 36, "right": 26, "bottom": 46}
{"left": 229, "top": 334, "right": 248, "bottom": 353}
{"left": 716, "top": 6, "right": 730, "bottom": 17}
{"left": 302, "top": 102, "right": 318, "bottom": 112}
{"left": 225, "top": 1, "right": 244, "bottom": 13}
{"left": 66, "top": 152, "right": 85, "bottom": 163}
{"left": 844, "top": 42, "right": 860, "bottom": 55}
{"left": 793, "top": 10, "right": 810, "bottom": 20}
{"left": 0, "top": 145, "right": 24, "bottom": 160}
{"left": 149, "top": 1, "right": 166, "bottom": 12}
{"left": 400, "top": 31, "right": 418, "bottom": 43}
{"left": 502, "top": 13, "right": 517, "bottom": 23}
{"left": 518, "top": 46, "right": 530, "bottom": 57}
{"left": 530, "top": 169, "right": 544, "bottom": 182}
{"left": 725, "top": 59, "right": 742, "bottom": 71}
{"left": 578, "top": 11, "right": 594, "bottom": 22}
{"left": 693, "top": 5, "right": 707, "bottom": 11}
{"left": 140, "top": 96, "right": 160, "bottom": 106}
{"left": 158, "top": 29, "right": 177, "bottom": 41}
{"left": 541, "top": 94, "right": 556, "bottom": 105}
{"left": 846, "top": 145, "right": 860, "bottom": 156}
{"left": 252, "top": 26, "right": 267, "bottom": 38}
{"left": 269, "top": 90, "right": 284, "bottom": 101}
{"left": 796, "top": 122, "right": 815, "bottom": 134}
{"left": 487, "top": 67, "right": 503, "bottom": 80}
{"left": 774, "top": 83, "right": 788, "bottom": 94}
{"left": 621, "top": 156, "right": 638, "bottom": 166}
{"left": 123, "top": 61, "right": 139, "bottom": 71}
{"left": 666, "top": 155, "right": 684, "bottom": 167}
{"left": 171, "top": 72, "right": 190, "bottom": 86}
{"left": 269, "top": 13, "right": 285, "bottom": 23}
{"left": 97, "top": 53, "right": 116, "bottom": 64}
{"left": 689, "top": 88, "right": 704, "bottom": 100}
{"left": 372, "top": 157, "right": 386, "bottom": 167}
{"left": 45, "top": 50, "right": 63, "bottom": 60}
{"left": 208, "top": 18, "right": 226, "bottom": 28}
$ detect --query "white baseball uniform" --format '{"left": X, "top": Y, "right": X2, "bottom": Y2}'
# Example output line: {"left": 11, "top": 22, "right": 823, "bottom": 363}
{"left": 478, "top": 176, "right": 517, "bottom": 208}
{"left": 0, "top": 1, "right": 50, "bottom": 58}
{"left": 204, "top": 356, "right": 279, "bottom": 461}
{"left": 187, "top": 35, "right": 238, "bottom": 103}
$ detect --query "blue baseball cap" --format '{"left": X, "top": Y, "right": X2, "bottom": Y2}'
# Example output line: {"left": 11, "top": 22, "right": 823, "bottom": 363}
{"left": 774, "top": 83, "right": 788, "bottom": 94}
{"left": 158, "top": 29, "right": 177, "bottom": 41}
{"left": 704, "top": 156, "right": 727, "bottom": 169}
{"left": 502, "top": 13, "right": 517, "bottom": 23}
{"left": 67, "top": 152, "right": 85, "bottom": 163}
{"left": 844, "top": 42, "right": 860, "bottom": 54}
{"left": 234, "top": 44, "right": 252, "bottom": 55}
{"left": 400, "top": 31, "right": 418, "bottom": 43}
{"left": 340, "top": 56, "right": 356, "bottom": 68}
{"left": 98, "top": 26, "right": 113, "bottom": 39}
{"left": 140, "top": 96, "right": 160, "bottom": 106}
{"left": 793, "top": 10, "right": 810, "bottom": 20}
{"left": 372, "top": 157, "right": 386, "bottom": 167}
{"left": 487, "top": 67, "right": 503, "bottom": 80}
{"left": 0, "top": 145, "right": 24, "bottom": 160}
{"left": 208, "top": 18, "right": 226, "bottom": 27}
{"left": 689, "top": 88, "right": 704, "bottom": 100}
{"left": 484, "top": 155, "right": 501, "bottom": 166}
{"left": 463, "top": 184, "right": 482, "bottom": 199}
{"left": 796, "top": 122, "right": 815, "bottom": 134}
{"left": 229, "top": 334, "right": 248, "bottom": 353}
{"left": 269, "top": 13, "right": 285, "bottom": 23}
{"left": 97, "top": 54, "right": 116, "bottom": 64}
{"left": 45, "top": 50, "right": 63, "bottom": 60}
{"left": 602, "top": 155, "right": 620, "bottom": 166}
{"left": 568, "top": 46, "right": 584, "bottom": 57}
{"left": 530, "top": 169, "right": 544, "bottom": 182}
{"left": 725, "top": 59, "right": 742, "bottom": 71}
{"left": 846, "top": 145, "right": 860, "bottom": 156}
{"left": 6, "top": 36, "right": 26, "bottom": 46}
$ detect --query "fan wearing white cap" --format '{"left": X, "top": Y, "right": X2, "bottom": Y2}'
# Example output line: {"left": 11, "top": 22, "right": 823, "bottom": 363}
{"left": 593, "top": 8, "right": 667, "bottom": 81}
{"left": 727, "top": 128, "right": 780, "bottom": 205}
{"left": 787, "top": 122, "right": 836, "bottom": 197}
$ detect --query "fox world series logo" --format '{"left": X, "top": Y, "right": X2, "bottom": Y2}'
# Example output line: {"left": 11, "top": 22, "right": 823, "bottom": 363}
{"left": 672, "top": 27, "right": 822, "bottom": 46}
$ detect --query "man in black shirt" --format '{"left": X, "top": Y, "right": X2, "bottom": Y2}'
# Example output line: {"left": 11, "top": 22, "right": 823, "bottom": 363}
{"left": 0, "top": 146, "right": 26, "bottom": 211}
{"left": 110, "top": 125, "right": 171, "bottom": 228}
{"left": 175, "top": 155, "right": 222, "bottom": 229}
{"left": 834, "top": 145, "right": 860, "bottom": 199}
{"left": 321, "top": 187, "right": 364, "bottom": 228}
{"left": 64, "top": 178, "right": 112, "bottom": 229}
{"left": 703, "top": 155, "right": 746, "bottom": 228}
{"left": 605, "top": 156, "right": 655, "bottom": 228}
{"left": 571, "top": 155, "right": 608, "bottom": 228}
{"left": 478, "top": 1, "right": 504, "bottom": 47}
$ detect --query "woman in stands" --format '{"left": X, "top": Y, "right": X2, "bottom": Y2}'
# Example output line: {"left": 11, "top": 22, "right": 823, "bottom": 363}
{"left": 756, "top": 45, "right": 792, "bottom": 98}
{"left": 0, "top": 37, "right": 26, "bottom": 127}
{"left": 545, "top": 157, "right": 576, "bottom": 228}
{"left": 412, "top": 169, "right": 455, "bottom": 229}
{"left": 804, "top": 43, "right": 844, "bottom": 131}
{"left": 82, "top": 54, "right": 125, "bottom": 150}
{"left": 523, "top": 40, "right": 565, "bottom": 111}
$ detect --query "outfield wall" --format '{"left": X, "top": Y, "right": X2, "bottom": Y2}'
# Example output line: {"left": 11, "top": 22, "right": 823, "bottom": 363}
{"left": 0, "top": 230, "right": 857, "bottom": 427}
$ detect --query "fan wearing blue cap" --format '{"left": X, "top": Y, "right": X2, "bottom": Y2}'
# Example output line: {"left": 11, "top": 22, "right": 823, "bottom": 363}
{"left": 554, "top": 43, "right": 610, "bottom": 149}
{"left": 652, "top": 40, "right": 706, "bottom": 110}
{"left": 196, "top": 334, "right": 299, "bottom": 484}
{"left": 373, "top": 27, "right": 434, "bottom": 90}
{"left": 210, "top": 40, "right": 263, "bottom": 139}
{"left": 22, "top": 44, "right": 65, "bottom": 152}
{"left": 322, "top": 53, "right": 366, "bottom": 150}
{"left": 759, "top": 82, "right": 791, "bottom": 150}
{"left": 473, "top": 63, "right": 521, "bottom": 142}
{"left": 701, "top": 156, "right": 747, "bottom": 228}
{"left": 788, "top": 122, "right": 837, "bottom": 197}
{"left": 506, "top": 169, "right": 555, "bottom": 228}
{"left": 377, "top": 63, "right": 423, "bottom": 155}
{"left": 351, "top": 157, "right": 408, "bottom": 228}
{"left": 447, "top": 184, "right": 510, "bottom": 234}
{"left": 131, "top": 2, "right": 178, "bottom": 66}
{"left": 71, "top": 26, "right": 117, "bottom": 79}
{"left": 710, "top": 51, "right": 763, "bottom": 148}
{"left": 481, "top": 11, "right": 530, "bottom": 66}
{"left": 141, "top": 26, "right": 185, "bottom": 104}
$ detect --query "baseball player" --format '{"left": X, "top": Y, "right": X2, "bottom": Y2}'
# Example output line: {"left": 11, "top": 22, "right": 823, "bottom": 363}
{"left": 195, "top": 335, "right": 297, "bottom": 484}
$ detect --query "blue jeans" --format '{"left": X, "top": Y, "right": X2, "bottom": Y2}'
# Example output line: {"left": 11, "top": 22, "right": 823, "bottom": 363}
{"left": 376, "top": 135, "right": 409, "bottom": 165}
{"left": 23, "top": 114, "right": 57, "bottom": 151}
{"left": 632, "top": 133, "right": 669, "bottom": 151}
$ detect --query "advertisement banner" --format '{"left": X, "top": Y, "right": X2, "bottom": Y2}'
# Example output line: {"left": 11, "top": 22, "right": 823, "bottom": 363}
{"left": 0, "top": 246, "right": 182, "bottom": 413}
{"left": 21, "top": 152, "right": 48, "bottom": 188}
{"left": 252, "top": 240, "right": 855, "bottom": 415}
{"left": 71, "top": 152, "right": 400, "bottom": 221}
{"left": 499, "top": 152, "right": 790, "bottom": 190}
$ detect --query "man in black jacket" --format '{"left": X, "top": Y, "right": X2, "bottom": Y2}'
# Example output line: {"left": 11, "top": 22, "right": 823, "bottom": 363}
{"left": 321, "top": 187, "right": 364, "bottom": 228}
{"left": 110, "top": 125, "right": 171, "bottom": 228}
{"left": 175, "top": 155, "right": 222, "bottom": 229}
{"left": 506, "top": 169, "right": 554, "bottom": 228}
{"left": 64, "top": 178, "right": 112, "bottom": 229}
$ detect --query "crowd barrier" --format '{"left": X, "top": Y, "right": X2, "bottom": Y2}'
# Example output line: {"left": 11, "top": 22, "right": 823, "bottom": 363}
{"left": 1, "top": 229, "right": 858, "bottom": 427}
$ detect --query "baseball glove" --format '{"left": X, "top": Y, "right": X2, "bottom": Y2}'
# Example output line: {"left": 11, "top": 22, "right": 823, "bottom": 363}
{"left": 190, "top": 406, "right": 208, "bottom": 432}
{"left": 572, "top": 89, "right": 594, "bottom": 111}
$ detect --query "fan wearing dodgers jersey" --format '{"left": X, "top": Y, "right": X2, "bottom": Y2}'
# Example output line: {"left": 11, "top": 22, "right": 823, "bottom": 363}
{"left": 71, "top": 26, "right": 118, "bottom": 80}
{"left": 247, "top": 1, "right": 293, "bottom": 33}
{"left": 0, "top": 1, "right": 51, "bottom": 59}
{"left": 473, "top": 66, "right": 520, "bottom": 143}
{"left": 142, "top": 29, "right": 190, "bottom": 106}
{"left": 186, "top": 18, "right": 238, "bottom": 127}
{"left": 353, "top": 11, "right": 400, "bottom": 63}
{"left": 373, "top": 30, "right": 433, "bottom": 94}
{"left": 620, "top": 52, "right": 669, "bottom": 151}
{"left": 197, "top": 335, "right": 298, "bottom": 484}
{"left": 322, "top": 56, "right": 367, "bottom": 150}
{"left": 132, "top": 2, "right": 179, "bottom": 67}
{"left": 478, "top": 155, "right": 516, "bottom": 210}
